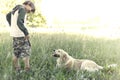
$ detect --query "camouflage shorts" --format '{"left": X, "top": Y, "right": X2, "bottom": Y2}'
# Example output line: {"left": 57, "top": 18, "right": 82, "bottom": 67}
{"left": 13, "top": 37, "right": 31, "bottom": 58}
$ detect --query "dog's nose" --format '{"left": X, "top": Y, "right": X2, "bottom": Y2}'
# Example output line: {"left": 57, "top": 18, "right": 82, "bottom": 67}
{"left": 53, "top": 54, "right": 60, "bottom": 57}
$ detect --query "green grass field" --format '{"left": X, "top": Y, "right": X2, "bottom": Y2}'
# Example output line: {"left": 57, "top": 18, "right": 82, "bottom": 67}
{"left": 0, "top": 32, "right": 120, "bottom": 80}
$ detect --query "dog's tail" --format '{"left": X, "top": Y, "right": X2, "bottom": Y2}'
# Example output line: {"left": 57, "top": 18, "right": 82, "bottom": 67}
{"left": 98, "top": 64, "right": 117, "bottom": 70}
{"left": 100, "top": 64, "right": 117, "bottom": 69}
{"left": 107, "top": 64, "right": 117, "bottom": 68}
{"left": 102, "top": 64, "right": 117, "bottom": 73}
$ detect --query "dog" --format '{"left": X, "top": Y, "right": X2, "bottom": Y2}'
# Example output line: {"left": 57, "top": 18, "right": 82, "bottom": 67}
{"left": 53, "top": 49, "right": 104, "bottom": 72}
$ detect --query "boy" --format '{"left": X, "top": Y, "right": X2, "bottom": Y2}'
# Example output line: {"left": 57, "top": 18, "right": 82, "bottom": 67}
{"left": 6, "top": 1, "right": 35, "bottom": 71}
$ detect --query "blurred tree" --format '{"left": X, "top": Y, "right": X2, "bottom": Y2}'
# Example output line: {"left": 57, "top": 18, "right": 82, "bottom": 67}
{"left": 1, "top": 0, "right": 46, "bottom": 27}
{"left": 27, "top": 0, "right": 46, "bottom": 27}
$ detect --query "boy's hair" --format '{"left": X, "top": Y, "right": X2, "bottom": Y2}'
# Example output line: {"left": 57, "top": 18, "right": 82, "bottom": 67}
{"left": 23, "top": 1, "right": 35, "bottom": 13}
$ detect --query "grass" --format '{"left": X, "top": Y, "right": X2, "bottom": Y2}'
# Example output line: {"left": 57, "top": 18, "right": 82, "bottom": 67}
{"left": 0, "top": 32, "right": 120, "bottom": 80}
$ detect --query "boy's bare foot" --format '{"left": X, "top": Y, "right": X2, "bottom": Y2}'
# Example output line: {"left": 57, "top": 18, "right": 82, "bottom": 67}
{"left": 14, "top": 67, "right": 21, "bottom": 72}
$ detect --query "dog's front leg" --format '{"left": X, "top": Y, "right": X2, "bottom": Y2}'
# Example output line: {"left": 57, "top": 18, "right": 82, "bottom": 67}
{"left": 56, "top": 59, "right": 61, "bottom": 68}
{"left": 64, "top": 60, "right": 73, "bottom": 70}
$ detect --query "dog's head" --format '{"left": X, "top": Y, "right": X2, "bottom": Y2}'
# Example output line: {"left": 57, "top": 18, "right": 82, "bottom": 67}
{"left": 53, "top": 49, "right": 68, "bottom": 59}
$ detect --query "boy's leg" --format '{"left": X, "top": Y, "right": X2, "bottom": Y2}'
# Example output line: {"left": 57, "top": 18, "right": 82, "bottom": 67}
{"left": 23, "top": 39, "right": 31, "bottom": 71}
{"left": 13, "top": 55, "right": 20, "bottom": 70}
{"left": 13, "top": 37, "right": 21, "bottom": 71}
{"left": 23, "top": 56, "right": 30, "bottom": 71}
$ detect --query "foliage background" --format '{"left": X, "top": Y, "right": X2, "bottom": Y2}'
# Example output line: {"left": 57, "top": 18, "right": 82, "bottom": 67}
{"left": 0, "top": 0, "right": 46, "bottom": 27}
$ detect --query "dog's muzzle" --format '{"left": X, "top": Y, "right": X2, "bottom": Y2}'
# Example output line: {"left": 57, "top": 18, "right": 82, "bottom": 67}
{"left": 53, "top": 49, "right": 60, "bottom": 57}
{"left": 53, "top": 54, "right": 60, "bottom": 57}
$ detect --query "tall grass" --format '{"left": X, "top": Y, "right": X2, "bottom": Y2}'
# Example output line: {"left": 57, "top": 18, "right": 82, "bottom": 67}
{"left": 0, "top": 32, "right": 120, "bottom": 80}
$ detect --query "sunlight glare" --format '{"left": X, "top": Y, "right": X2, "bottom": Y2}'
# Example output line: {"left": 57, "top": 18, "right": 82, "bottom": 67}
{"left": 40, "top": 0, "right": 120, "bottom": 39}
{"left": 41, "top": 0, "right": 120, "bottom": 27}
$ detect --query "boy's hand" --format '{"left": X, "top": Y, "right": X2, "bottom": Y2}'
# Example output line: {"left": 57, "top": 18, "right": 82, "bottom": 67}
{"left": 25, "top": 35, "right": 29, "bottom": 40}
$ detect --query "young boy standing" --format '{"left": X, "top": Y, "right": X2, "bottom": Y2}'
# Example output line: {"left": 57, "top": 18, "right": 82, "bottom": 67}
{"left": 6, "top": 1, "right": 35, "bottom": 71}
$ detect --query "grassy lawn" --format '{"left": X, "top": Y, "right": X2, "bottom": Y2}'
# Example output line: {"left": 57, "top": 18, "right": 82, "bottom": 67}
{"left": 0, "top": 32, "right": 120, "bottom": 80}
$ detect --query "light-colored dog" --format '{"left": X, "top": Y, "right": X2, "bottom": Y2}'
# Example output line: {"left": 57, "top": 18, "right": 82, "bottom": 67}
{"left": 53, "top": 49, "right": 103, "bottom": 72}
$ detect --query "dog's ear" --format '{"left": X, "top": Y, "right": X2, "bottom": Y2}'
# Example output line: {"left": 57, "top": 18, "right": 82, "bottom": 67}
{"left": 62, "top": 54, "right": 67, "bottom": 61}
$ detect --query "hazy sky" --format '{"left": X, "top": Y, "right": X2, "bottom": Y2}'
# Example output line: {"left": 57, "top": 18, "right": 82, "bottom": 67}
{"left": 41, "top": 0, "right": 120, "bottom": 26}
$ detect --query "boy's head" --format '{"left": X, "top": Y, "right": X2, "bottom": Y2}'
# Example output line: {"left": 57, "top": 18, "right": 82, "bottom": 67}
{"left": 23, "top": 1, "right": 35, "bottom": 13}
